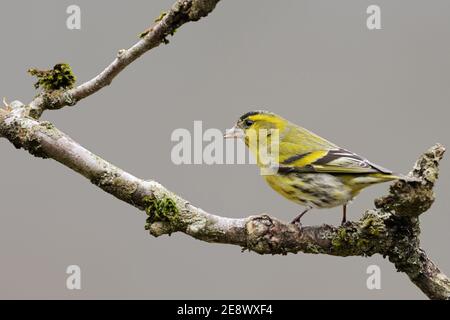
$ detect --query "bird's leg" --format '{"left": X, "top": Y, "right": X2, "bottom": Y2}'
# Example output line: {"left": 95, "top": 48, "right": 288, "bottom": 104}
{"left": 291, "top": 208, "right": 310, "bottom": 226}
{"left": 341, "top": 204, "right": 347, "bottom": 225}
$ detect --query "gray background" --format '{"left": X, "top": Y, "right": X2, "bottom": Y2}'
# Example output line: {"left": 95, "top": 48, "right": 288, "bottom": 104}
{"left": 0, "top": 0, "right": 449, "bottom": 299}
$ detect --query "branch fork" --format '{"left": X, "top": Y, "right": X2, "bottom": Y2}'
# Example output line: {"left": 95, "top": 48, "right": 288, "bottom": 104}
{"left": 1, "top": 0, "right": 449, "bottom": 299}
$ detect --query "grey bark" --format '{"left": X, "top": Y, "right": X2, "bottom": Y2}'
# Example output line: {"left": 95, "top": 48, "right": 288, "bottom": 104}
{"left": 0, "top": 0, "right": 449, "bottom": 300}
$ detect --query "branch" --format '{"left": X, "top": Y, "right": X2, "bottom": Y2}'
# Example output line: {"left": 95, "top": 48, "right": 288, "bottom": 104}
{"left": 1, "top": 0, "right": 449, "bottom": 300}
{"left": 0, "top": 106, "right": 448, "bottom": 299}
{"left": 26, "top": 0, "right": 221, "bottom": 118}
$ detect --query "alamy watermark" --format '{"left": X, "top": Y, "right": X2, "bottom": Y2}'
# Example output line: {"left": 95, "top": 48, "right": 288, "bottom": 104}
{"left": 367, "top": 5, "right": 381, "bottom": 30}
{"left": 366, "top": 264, "right": 381, "bottom": 290}
{"left": 170, "top": 121, "right": 280, "bottom": 175}
{"left": 66, "top": 5, "right": 81, "bottom": 30}
{"left": 66, "top": 265, "right": 81, "bottom": 290}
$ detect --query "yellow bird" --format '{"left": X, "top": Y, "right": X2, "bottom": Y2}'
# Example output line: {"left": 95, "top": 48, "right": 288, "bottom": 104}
{"left": 224, "top": 110, "right": 403, "bottom": 225}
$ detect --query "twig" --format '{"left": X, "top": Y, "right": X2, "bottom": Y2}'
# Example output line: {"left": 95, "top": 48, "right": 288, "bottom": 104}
{"left": 27, "top": 0, "right": 221, "bottom": 118}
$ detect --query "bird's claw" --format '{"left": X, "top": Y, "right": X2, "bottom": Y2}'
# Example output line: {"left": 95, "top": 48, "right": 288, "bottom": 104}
{"left": 290, "top": 220, "right": 303, "bottom": 230}
{"left": 341, "top": 220, "right": 351, "bottom": 227}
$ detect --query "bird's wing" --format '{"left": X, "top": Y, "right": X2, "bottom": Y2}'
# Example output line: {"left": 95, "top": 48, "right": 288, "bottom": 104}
{"left": 279, "top": 148, "right": 392, "bottom": 174}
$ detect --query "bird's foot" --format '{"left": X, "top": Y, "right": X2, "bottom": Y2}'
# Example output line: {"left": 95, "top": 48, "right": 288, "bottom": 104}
{"left": 290, "top": 218, "right": 303, "bottom": 230}
{"left": 290, "top": 208, "right": 310, "bottom": 229}
{"left": 341, "top": 220, "right": 352, "bottom": 227}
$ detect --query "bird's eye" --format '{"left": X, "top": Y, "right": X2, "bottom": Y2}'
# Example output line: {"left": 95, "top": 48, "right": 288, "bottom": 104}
{"left": 244, "top": 119, "right": 254, "bottom": 127}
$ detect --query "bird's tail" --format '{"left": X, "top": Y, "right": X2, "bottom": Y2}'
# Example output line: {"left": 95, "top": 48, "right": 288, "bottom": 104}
{"left": 391, "top": 173, "right": 421, "bottom": 183}
{"left": 351, "top": 172, "right": 418, "bottom": 187}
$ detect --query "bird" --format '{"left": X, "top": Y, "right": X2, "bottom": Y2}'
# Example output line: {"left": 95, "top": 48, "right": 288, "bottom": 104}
{"left": 224, "top": 110, "right": 405, "bottom": 226}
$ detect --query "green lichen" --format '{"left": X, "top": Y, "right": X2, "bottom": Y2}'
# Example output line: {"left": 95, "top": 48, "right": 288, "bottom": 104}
{"left": 24, "top": 121, "right": 65, "bottom": 159}
{"left": 360, "top": 211, "right": 387, "bottom": 237}
{"left": 331, "top": 228, "right": 352, "bottom": 251}
{"left": 330, "top": 227, "right": 375, "bottom": 256}
{"left": 154, "top": 11, "right": 167, "bottom": 23}
{"left": 326, "top": 206, "right": 424, "bottom": 274}
{"left": 139, "top": 29, "right": 151, "bottom": 38}
{"left": 143, "top": 195, "right": 179, "bottom": 230}
{"left": 139, "top": 10, "right": 178, "bottom": 42}
{"left": 139, "top": 11, "right": 168, "bottom": 38}
{"left": 330, "top": 211, "right": 388, "bottom": 256}
{"left": 383, "top": 215, "right": 422, "bottom": 276}
{"left": 40, "top": 121, "right": 55, "bottom": 130}
{"left": 28, "top": 63, "right": 76, "bottom": 91}
{"left": 304, "top": 243, "right": 324, "bottom": 254}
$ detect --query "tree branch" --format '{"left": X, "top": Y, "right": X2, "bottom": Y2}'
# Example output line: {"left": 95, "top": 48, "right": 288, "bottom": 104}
{"left": 0, "top": 106, "right": 448, "bottom": 299}
{"left": 1, "top": 0, "right": 449, "bottom": 299}
{"left": 27, "top": 0, "right": 221, "bottom": 118}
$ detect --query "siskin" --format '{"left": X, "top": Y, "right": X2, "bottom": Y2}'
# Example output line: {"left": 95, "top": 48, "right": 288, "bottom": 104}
{"left": 224, "top": 110, "right": 405, "bottom": 225}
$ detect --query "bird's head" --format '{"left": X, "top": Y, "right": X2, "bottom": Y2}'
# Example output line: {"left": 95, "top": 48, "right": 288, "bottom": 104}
{"left": 224, "top": 110, "right": 288, "bottom": 145}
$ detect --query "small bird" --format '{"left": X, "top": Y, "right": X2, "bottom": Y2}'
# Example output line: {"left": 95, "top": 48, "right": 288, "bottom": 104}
{"left": 224, "top": 110, "right": 404, "bottom": 226}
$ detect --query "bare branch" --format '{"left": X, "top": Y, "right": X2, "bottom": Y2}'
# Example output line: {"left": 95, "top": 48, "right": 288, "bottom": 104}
{"left": 27, "top": 0, "right": 221, "bottom": 118}
{"left": 0, "top": 109, "right": 448, "bottom": 299}
{"left": 1, "top": 0, "right": 449, "bottom": 300}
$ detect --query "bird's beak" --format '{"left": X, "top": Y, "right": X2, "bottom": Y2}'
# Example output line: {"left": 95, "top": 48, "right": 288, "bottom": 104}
{"left": 224, "top": 125, "right": 244, "bottom": 139}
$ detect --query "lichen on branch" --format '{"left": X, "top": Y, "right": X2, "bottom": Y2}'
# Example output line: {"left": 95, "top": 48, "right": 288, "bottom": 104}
{"left": 1, "top": 0, "right": 449, "bottom": 300}
{"left": 143, "top": 195, "right": 180, "bottom": 230}
{"left": 28, "top": 63, "right": 76, "bottom": 91}
{"left": 1, "top": 98, "right": 449, "bottom": 299}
